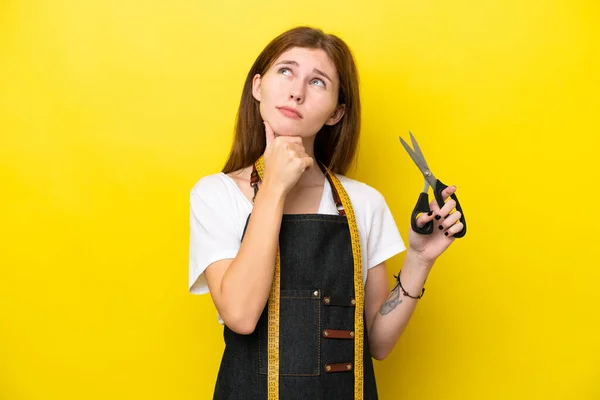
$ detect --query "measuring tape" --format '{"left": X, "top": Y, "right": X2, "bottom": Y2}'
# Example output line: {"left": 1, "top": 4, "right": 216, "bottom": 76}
{"left": 254, "top": 157, "right": 364, "bottom": 399}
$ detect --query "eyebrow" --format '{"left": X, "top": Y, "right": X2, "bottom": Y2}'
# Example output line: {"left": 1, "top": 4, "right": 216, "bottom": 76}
{"left": 275, "top": 60, "right": 333, "bottom": 83}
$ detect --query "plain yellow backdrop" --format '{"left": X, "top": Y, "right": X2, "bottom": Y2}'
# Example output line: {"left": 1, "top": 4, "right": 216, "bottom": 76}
{"left": 1, "top": 0, "right": 599, "bottom": 399}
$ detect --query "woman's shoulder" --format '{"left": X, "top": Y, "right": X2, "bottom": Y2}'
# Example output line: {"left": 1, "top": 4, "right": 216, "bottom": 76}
{"left": 190, "top": 172, "right": 229, "bottom": 196}
{"left": 332, "top": 174, "right": 387, "bottom": 207}
{"left": 190, "top": 172, "right": 245, "bottom": 208}
{"left": 190, "top": 170, "right": 253, "bottom": 213}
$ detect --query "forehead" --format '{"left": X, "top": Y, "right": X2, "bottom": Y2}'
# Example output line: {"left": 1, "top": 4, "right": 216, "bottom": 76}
{"left": 271, "top": 47, "right": 338, "bottom": 79}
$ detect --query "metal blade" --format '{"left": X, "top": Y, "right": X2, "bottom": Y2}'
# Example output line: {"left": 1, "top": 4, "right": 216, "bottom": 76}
{"left": 399, "top": 134, "right": 438, "bottom": 188}
{"left": 399, "top": 136, "right": 427, "bottom": 173}
{"left": 409, "top": 131, "right": 430, "bottom": 171}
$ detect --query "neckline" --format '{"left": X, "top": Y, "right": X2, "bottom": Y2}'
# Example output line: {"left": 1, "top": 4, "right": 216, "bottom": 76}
{"left": 220, "top": 172, "right": 332, "bottom": 214}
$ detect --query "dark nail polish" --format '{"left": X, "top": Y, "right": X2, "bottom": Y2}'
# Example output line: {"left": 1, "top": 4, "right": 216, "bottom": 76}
{"left": 444, "top": 232, "right": 449, "bottom": 236}
{"left": 438, "top": 225, "right": 444, "bottom": 230}
{"left": 435, "top": 215, "right": 441, "bottom": 220}
{"left": 427, "top": 211, "right": 433, "bottom": 216}
{"left": 444, "top": 215, "right": 449, "bottom": 219}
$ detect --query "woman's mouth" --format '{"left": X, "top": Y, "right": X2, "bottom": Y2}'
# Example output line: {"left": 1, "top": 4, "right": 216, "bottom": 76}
{"left": 277, "top": 106, "right": 302, "bottom": 119}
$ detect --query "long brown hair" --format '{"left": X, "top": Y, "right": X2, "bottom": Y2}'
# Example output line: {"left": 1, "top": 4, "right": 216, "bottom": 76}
{"left": 222, "top": 26, "right": 361, "bottom": 175}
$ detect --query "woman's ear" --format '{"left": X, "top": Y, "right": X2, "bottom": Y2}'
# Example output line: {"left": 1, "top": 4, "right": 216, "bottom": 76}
{"left": 251, "top": 74, "right": 262, "bottom": 101}
{"left": 324, "top": 104, "right": 346, "bottom": 126}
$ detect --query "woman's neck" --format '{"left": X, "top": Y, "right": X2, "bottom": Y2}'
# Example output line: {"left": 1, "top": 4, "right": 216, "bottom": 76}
{"left": 294, "top": 136, "right": 325, "bottom": 188}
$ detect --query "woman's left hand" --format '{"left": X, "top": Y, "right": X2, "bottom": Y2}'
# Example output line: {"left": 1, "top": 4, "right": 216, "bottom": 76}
{"left": 407, "top": 185, "right": 464, "bottom": 266}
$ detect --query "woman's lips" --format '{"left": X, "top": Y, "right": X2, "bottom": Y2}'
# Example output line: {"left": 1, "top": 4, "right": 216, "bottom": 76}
{"left": 277, "top": 106, "right": 302, "bottom": 119}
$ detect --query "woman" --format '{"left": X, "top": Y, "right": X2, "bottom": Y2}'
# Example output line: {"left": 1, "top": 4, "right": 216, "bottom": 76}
{"left": 189, "top": 26, "right": 463, "bottom": 399}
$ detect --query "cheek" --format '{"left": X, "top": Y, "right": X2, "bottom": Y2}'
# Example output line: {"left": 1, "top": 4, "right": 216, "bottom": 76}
{"left": 257, "top": 83, "right": 273, "bottom": 110}
{"left": 257, "top": 89, "right": 280, "bottom": 121}
{"left": 311, "top": 95, "right": 338, "bottom": 122}
{"left": 260, "top": 75, "right": 285, "bottom": 99}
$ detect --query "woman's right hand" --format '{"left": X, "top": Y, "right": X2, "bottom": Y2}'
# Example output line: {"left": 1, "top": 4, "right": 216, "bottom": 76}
{"left": 261, "top": 121, "right": 313, "bottom": 195}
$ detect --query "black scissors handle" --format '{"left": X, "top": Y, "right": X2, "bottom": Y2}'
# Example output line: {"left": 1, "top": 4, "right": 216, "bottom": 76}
{"left": 411, "top": 179, "right": 467, "bottom": 238}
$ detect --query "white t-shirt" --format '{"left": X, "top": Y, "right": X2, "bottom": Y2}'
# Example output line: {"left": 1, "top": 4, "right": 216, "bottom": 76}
{"left": 188, "top": 172, "right": 407, "bottom": 322}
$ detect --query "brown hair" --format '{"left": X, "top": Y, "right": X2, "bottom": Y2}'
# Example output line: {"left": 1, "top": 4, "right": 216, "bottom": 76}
{"left": 222, "top": 26, "right": 361, "bottom": 175}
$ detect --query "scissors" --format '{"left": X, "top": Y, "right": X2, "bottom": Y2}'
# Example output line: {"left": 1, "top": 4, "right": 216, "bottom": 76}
{"left": 399, "top": 131, "right": 466, "bottom": 238}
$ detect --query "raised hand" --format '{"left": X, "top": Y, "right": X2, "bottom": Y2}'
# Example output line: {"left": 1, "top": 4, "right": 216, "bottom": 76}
{"left": 408, "top": 185, "right": 464, "bottom": 266}
{"left": 261, "top": 121, "right": 313, "bottom": 195}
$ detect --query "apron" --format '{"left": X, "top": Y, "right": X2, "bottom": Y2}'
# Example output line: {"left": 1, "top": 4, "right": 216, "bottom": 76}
{"left": 213, "top": 160, "right": 378, "bottom": 400}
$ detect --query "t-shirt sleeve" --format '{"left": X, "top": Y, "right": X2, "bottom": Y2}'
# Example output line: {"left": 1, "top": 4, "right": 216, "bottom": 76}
{"left": 366, "top": 191, "right": 407, "bottom": 269}
{"left": 188, "top": 178, "right": 242, "bottom": 295}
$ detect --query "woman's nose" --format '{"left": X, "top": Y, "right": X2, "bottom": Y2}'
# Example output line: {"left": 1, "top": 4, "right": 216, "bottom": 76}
{"left": 288, "top": 81, "right": 305, "bottom": 103}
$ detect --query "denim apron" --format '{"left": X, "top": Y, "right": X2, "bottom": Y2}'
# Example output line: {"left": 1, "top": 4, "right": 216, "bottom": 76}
{"left": 213, "top": 161, "right": 378, "bottom": 400}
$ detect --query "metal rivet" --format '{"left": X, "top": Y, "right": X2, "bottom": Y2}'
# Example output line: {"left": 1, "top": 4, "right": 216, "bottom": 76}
{"left": 350, "top": 331, "right": 355, "bottom": 338}
{"left": 346, "top": 364, "right": 352, "bottom": 370}
{"left": 324, "top": 297, "right": 330, "bottom": 304}
{"left": 350, "top": 298, "right": 356, "bottom": 305}
{"left": 313, "top": 290, "right": 319, "bottom": 297}
{"left": 325, "top": 365, "right": 331, "bottom": 372}
{"left": 323, "top": 330, "right": 329, "bottom": 337}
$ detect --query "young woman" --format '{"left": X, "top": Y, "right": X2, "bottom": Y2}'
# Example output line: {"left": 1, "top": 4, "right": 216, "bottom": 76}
{"left": 189, "top": 26, "right": 463, "bottom": 400}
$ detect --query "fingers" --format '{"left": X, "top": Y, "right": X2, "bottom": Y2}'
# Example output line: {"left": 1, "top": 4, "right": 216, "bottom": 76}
{"left": 415, "top": 210, "right": 436, "bottom": 229}
{"left": 301, "top": 156, "right": 314, "bottom": 171}
{"left": 431, "top": 198, "right": 455, "bottom": 223}
{"left": 284, "top": 142, "right": 307, "bottom": 158}
{"left": 440, "top": 185, "right": 456, "bottom": 201}
{"left": 442, "top": 221, "right": 464, "bottom": 238}
{"left": 265, "top": 121, "right": 304, "bottom": 148}
{"left": 269, "top": 139, "right": 311, "bottom": 172}
{"left": 433, "top": 185, "right": 464, "bottom": 237}
{"left": 428, "top": 185, "right": 457, "bottom": 214}
{"left": 261, "top": 124, "right": 312, "bottom": 192}
{"left": 415, "top": 184, "right": 464, "bottom": 237}
{"left": 287, "top": 146, "right": 313, "bottom": 171}
{"left": 436, "top": 209, "right": 462, "bottom": 234}
{"left": 416, "top": 186, "right": 456, "bottom": 228}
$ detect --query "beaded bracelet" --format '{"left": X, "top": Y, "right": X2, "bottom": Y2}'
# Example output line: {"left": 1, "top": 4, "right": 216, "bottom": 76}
{"left": 393, "top": 271, "right": 425, "bottom": 299}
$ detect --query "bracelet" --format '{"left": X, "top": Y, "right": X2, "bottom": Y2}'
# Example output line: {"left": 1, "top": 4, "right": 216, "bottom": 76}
{"left": 393, "top": 271, "right": 425, "bottom": 299}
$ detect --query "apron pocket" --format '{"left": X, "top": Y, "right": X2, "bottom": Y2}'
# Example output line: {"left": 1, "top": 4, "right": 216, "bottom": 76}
{"left": 258, "top": 289, "right": 321, "bottom": 376}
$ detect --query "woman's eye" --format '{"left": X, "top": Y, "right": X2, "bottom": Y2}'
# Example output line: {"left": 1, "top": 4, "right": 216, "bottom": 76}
{"left": 279, "top": 67, "right": 292, "bottom": 76}
{"left": 311, "top": 78, "right": 326, "bottom": 87}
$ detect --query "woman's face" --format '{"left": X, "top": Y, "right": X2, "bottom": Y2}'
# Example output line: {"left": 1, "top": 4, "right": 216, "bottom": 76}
{"left": 252, "top": 47, "right": 345, "bottom": 138}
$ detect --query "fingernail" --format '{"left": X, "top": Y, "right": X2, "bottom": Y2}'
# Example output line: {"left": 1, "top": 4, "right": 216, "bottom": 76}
{"left": 438, "top": 225, "right": 444, "bottom": 230}
{"left": 427, "top": 211, "right": 433, "bottom": 216}
{"left": 444, "top": 232, "right": 449, "bottom": 236}
{"left": 435, "top": 215, "right": 441, "bottom": 220}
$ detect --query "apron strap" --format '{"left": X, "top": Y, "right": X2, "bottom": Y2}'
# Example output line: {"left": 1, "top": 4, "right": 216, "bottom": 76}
{"left": 250, "top": 161, "right": 345, "bottom": 216}
{"left": 251, "top": 155, "right": 364, "bottom": 400}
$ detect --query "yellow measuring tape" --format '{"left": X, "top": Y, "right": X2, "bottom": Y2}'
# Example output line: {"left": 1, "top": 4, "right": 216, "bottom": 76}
{"left": 255, "top": 157, "right": 364, "bottom": 399}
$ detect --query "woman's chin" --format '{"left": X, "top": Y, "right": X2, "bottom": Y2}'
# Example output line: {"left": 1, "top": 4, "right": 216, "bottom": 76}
{"left": 268, "top": 123, "right": 302, "bottom": 138}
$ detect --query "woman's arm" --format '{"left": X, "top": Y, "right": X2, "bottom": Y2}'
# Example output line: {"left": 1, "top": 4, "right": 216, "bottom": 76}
{"left": 204, "top": 183, "right": 286, "bottom": 335}
{"left": 204, "top": 124, "right": 313, "bottom": 335}
{"left": 365, "top": 184, "right": 463, "bottom": 359}
{"left": 364, "top": 249, "right": 432, "bottom": 360}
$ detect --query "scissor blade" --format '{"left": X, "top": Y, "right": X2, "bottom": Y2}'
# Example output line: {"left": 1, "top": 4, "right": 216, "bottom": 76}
{"left": 399, "top": 136, "right": 428, "bottom": 173}
{"left": 399, "top": 135, "right": 438, "bottom": 187}
{"left": 409, "top": 131, "right": 430, "bottom": 171}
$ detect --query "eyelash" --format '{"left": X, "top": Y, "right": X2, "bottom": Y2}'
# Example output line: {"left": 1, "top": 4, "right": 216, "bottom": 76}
{"left": 278, "top": 67, "right": 326, "bottom": 88}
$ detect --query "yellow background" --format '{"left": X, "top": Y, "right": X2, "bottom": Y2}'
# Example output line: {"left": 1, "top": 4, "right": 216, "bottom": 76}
{"left": 1, "top": 0, "right": 598, "bottom": 398}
